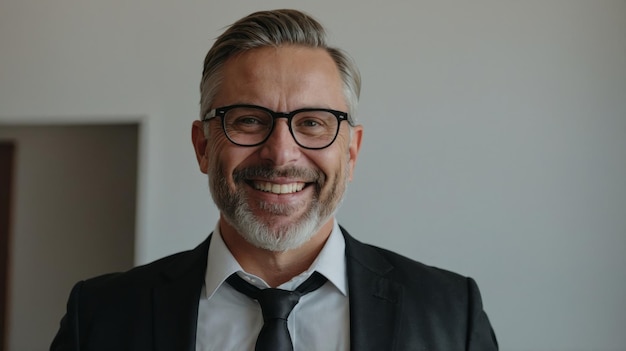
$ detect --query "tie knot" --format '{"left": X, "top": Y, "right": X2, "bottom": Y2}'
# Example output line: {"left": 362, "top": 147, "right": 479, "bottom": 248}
{"left": 225, "top": 272, "right": 328, "bottom": 351}
{"left": 257, "top": 289, "right": 301, "bottom": 321}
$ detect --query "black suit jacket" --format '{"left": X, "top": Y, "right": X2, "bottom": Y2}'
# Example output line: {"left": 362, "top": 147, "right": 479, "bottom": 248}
{"left": 51, "top": 228, "right": 498, "bottom": 350}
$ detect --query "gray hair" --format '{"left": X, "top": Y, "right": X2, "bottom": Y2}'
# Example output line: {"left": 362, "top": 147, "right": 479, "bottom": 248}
{"left": 199, "top": 9, "right": 361, "bottom": 124}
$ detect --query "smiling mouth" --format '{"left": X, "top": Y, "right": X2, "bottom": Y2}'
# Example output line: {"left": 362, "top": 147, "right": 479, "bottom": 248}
{"left": 251, "top": 181, "right": 306, "bottom": 194}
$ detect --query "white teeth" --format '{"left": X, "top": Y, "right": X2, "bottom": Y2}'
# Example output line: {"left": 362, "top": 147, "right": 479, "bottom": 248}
{"left": 253, "top": 181, "right": 305, "bottom": 194}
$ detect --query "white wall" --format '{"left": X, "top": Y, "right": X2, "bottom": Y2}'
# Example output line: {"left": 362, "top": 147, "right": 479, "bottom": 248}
{"left": 1, "top": 1, "right": 625, "bottom": 350}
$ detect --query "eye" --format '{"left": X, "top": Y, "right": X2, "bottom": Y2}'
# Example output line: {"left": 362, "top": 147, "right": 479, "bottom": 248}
{"left": 299, "top": 118, "right": 324, "bottom": 127}
{"left": 233, "top": 116, "right": 266, "bottom": 125}
{"left": 225, "top": 107, "right": 272, "bottom": 132}
{"left": 294, "top": 113, "right": 331, "bottom": 129}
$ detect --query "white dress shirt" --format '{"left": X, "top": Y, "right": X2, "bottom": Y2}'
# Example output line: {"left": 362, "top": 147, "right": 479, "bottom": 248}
{"left": 195, "top": 220, "right": 350, "bottom": 351}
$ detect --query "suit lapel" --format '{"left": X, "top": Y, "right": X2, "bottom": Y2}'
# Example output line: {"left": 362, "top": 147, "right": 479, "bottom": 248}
{"left": 153, "top": 236, "right": 211, "bottom": 351}
{"left": 342, "top": 228, "right": 402, "bottom": 351}
{"left": 149, "top": 230, "right": 402, "bottom": 350}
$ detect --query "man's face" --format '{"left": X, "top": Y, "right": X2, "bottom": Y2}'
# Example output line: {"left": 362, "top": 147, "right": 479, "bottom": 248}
{"left": 192, "top": 45, "right": 362, "bottom": 251}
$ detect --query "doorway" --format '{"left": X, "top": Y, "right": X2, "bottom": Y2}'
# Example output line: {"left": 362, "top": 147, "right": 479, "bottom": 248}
{"left": 0, "top": 124, "right": 137, "bottom": 351}
{"left": 0, "top": 142, "right": 15, "bottom": 351}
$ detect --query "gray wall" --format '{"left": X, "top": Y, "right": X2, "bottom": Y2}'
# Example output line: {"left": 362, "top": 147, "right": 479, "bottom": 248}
{"left": 1, "top": 1, "right": 625, "bottom": 350}
{"left": 0, "top": 126, "right": 137, "bottom": 350}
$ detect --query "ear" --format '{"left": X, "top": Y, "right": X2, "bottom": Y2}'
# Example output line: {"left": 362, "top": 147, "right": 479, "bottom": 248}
{"left": 347, "top": 125, "right": 363, "bottom": 181}
{"left": 191, "top": 120, "right": 210, "bottom": 174}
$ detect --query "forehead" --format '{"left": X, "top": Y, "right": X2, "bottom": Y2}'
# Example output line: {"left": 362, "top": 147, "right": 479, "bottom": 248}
{"left": 214, "top": 45, "right": 346, "bottom": 110}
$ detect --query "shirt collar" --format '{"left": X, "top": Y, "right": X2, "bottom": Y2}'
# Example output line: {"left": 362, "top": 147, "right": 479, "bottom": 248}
{"left": 306, "top": 220, "right": 347, "bottom": 295}
{"left": 203, "top": 220, "right": 347, "bottom": 299}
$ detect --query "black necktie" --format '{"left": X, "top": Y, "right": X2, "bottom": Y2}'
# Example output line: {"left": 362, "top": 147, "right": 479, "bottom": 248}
{"left": 226, "top": 271, "right": 327, "bottom": 351}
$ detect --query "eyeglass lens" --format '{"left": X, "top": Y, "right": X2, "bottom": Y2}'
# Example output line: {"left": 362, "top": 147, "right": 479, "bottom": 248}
{"left": 223, "top": 106, "right": 340, "bottom": 149}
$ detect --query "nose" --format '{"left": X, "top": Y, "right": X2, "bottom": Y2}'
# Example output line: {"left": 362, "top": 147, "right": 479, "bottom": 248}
{"left": 258, "top": 119, "right": 302, "bottom": 166}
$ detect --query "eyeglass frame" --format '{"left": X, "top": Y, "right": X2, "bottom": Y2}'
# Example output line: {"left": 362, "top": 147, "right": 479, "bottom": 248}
{"left": 201, "top": 104, "right": 354, "bottom": 150}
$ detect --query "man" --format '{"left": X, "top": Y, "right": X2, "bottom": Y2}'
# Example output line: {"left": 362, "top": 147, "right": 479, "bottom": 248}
{"left": 51, "top": 9, "right": 498, "bottom": 351}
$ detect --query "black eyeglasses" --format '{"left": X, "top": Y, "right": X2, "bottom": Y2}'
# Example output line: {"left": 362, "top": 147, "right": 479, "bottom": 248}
{"left": 202, "top": 104, "right": 352, "bottom": 150}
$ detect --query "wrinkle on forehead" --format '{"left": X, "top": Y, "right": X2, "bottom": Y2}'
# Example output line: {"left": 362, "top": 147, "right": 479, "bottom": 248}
{"left": 216, "top": 45, "right": 346, "bottom": 111}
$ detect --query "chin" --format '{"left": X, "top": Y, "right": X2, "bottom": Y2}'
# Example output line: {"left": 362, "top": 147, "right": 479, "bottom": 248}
{"left": 228, "top": 205, "right": 324, "bottom": 252}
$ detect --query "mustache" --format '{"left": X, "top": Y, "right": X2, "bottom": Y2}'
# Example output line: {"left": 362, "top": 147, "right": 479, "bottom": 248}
{"left": 233, "top": 165, "right": 325, "bottom": 185}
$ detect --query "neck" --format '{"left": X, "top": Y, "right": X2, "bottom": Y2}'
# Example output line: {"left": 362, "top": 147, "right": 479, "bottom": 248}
{"left": 219, "top": 216, "right": 334, "bottom": 287}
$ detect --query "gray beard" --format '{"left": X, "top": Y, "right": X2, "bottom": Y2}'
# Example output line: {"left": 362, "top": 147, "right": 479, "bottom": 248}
{"left": 209, "top": 164, "right": 347, "bottom": 252}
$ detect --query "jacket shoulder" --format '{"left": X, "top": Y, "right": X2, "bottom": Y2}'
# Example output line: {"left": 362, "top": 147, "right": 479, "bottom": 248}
{"left": 342, "top": 227, "right": 498, "bottom": 350}
{"left": 79, "top": 237, "right": 210, "bottom": 294}
{"left": 343, "top": 228, "right": 468, "bottom": 288}
{"left": 370, "top": 244, "right": 466, "bottom": 284}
